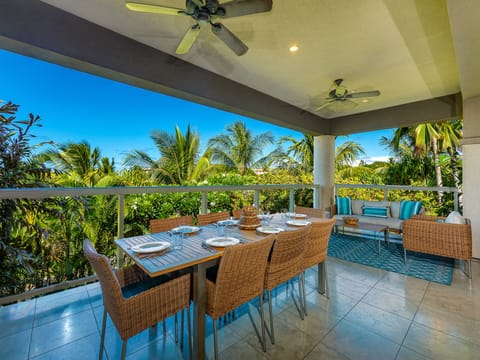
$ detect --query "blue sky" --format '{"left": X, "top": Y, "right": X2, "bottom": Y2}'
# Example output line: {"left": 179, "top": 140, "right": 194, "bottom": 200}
{"left": 1, "top": 50, "right": 393, "bottom": 166}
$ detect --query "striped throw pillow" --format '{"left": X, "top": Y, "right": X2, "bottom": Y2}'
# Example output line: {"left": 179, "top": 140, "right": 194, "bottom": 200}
{"left": 399, "top": 200, "right": 422, "bottom": 220}
{"left": 363, "top": 206, "right": 389, "bottom": 218}
{"left": 336, "top": 196, "right": 352, "bottom": 215}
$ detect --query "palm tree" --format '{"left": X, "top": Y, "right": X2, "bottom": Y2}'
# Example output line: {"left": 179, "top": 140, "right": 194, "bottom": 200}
{"left": 41, "top": 141, "right": 115, "bottom": 187}
{"left": 335, "top": 141, "right": 366, "bottom": 169}
{"left": 437, "top": 120, "right": 462, "bottom": 190}
{"left": 279, "top": 134, "right": 314, "bottom": 172}
{"left": 124, "top": 124, "right": 209, "bottom": 185}
{"left": 207, "top": 121, "right": 274, "bottom": 175}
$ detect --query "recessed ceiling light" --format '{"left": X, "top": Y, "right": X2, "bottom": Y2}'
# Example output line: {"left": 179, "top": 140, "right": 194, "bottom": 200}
{"left": 361, "top": 99, "right": 369, "bottom": 103}
{"left": 289, "top": 45, "right": 299, "bottom": 53}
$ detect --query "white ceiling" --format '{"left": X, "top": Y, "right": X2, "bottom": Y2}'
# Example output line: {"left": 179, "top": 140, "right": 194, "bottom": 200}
{"left": 38, "top": 0, "right": 475, "bottom": 120}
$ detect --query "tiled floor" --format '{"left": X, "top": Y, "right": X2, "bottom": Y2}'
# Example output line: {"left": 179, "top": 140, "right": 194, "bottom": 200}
{"left": 1, "top": 257, "right": 479, "bottom": 360}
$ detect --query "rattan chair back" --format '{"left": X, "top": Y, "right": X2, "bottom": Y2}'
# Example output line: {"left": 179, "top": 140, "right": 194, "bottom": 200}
{"left": 206, "top": 235, "right": 275, "bottom": 319}
{"left": 302, "top": 218, "right": 335, "bottom": 270}
{"left": 294, "top": 206, "right": 325, "bottom": 219}
{"left": 197, "top": 211, "right": 230, "bottom": 226}
{"left": 265, "top": 225, "right": 309, "bottom": 291}
{"left": 150, "top": 215, "right": 194, "bottom": 233}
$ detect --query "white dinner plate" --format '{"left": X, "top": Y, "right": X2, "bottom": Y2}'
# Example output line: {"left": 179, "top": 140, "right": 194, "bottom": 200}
{"left": 171, "top": 225, "right": 200, "bottom": 234}
{"left": 286, "top": 220, "right": 312, "bottom": 227}
{"left": 205, "top": 237, "right": 240, "bottom": 247}
{"left": 256, "top": 226, "right": 285, "bottom": 234}
{"left": 131, "top": 241, "right": 170, "bottom": 254}
{"left": 287, "top": 213, "right": 308, "bottom": 219}
{"left": 217, "top": 219, "right": 239, "bottom": 226}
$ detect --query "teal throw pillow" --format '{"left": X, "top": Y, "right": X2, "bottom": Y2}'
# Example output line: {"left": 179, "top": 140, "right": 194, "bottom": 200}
{"left": 336, "top": 196, "right": 352, "bottom": 215}
{"left": 399, "top": 200, "right": 422, "bottom": 220}
{"left": 363, "top": 206, "right": 388, "bottom": 218}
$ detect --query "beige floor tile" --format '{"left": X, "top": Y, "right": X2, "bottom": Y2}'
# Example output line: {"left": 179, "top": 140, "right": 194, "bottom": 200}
{"left": 395, "top": 346, "right": 431, "bottom": 360}
{"left": 344, "top": 301, "right": 411, "bottom": 344}
{"left": 304, "top": 289, "right": 359, "bottom": 319}
{"left": 361, "top": 287, "right": 420, "bottom": 320}
{"left": 373, "top": 272, "right": 428, "bottom": 302}
{"left": 219, "top": 340, "right": 270, "bottom": 360}
{"left": 304, "top": 342, "right": 351, "bottom": 360}
{"left": 414, "top": 302, "right": 480, "bottom": 346}
{"left": 328, "top": 273, "right": 374, "bottom": 301}
{"left": 403, "top": 322, "right": 480, "bottom": 360}
{"left": 321, "top": 319, "right": 400, "bottom": 360}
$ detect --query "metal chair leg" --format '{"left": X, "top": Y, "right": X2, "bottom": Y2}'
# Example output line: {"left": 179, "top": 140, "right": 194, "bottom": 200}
{"left": 464, "top": 259, "right": 472, "bottom": 279}
{"left": 404, "top": 249, "right": 407, "bottom": 264}
{"left": 175, "top": 313, "right": 178, "bottom": 343}
{"left": 297, "top": 276, "right": 304, "bottom": 320}
{"left": 180, "top": 309, "right": 185, "bottom": 349}
{"left": 260, "top": 294, "right": 267, "bottom": 351}
{"left": 187, "top": 306, "right": 192, "bottom": 360}
{"left": 120, "top": 340, "right": 127, "bottom": 360}
{"left": 302, "top": 272, "right": 307, "bottom": 316}
{"left": 98, "top": 309, "right": 107, "bottom": 360}
{"left": 267, "top": 290, "right": 275, "bottom": 344}
{"left": 163, "top": 321, "right": 166, "bottom": 337}
{"left": 324, "top": 262, "right": 330, "bottom": 299}
{"left": 213, "top": 319, "right": 219, "bottom": 360}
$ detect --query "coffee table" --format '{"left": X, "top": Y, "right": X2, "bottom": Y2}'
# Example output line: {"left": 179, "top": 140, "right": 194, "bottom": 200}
{"left": 334, "top": 220, "right": 389, "bottom": 254}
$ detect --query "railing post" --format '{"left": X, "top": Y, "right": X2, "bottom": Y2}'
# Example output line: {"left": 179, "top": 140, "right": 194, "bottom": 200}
{"left": 201, "top": 191, "right": 208, "bottom": 214}
{"left": 289, "top": 188, "right": 295, "bottom": 212}
{"left": 254, "top": 190, "right": 260, "bottom": 208}
{"left": 454, "top": 190, "right": 459, "bottom": 212}
{"left": 383, "top": 186, "right": 388, "bottom": 201}
{"left": 117, "top": 194, "right": 125, "bottom": 268}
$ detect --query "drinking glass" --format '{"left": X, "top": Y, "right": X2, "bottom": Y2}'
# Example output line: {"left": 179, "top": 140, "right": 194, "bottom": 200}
{"left": 172, "top": 231, "right": 184, "bottom": 250}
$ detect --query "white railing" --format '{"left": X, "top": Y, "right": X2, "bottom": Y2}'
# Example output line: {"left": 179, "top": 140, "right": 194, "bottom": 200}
{"left": 0, "top": 183, "right": 459, "bottom": 304}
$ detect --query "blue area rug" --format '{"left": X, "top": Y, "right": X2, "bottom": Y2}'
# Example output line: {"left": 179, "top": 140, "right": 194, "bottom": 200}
{"left": 328, "top": 232, "right": 454, "bottom": 285}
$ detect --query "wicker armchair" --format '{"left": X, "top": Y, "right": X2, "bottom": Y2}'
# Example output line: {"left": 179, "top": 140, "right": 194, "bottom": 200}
{"left": 197, "top": 211, "right": 230, "bottom": 225}
{"left": 264, "top": 226, "right": 309, "bottom": 344}
{"left": 150, "top": 215, "right": 194, "bottom": 233}
{"left": 402, "top": 215, "right": 472, "bottom": 277}
{"left": 206, "top": 235, "right": 275, "bottom": 359}
{"left": 300, "top": 218, "right": 336, "bottom": 313}
{"left": 294, "top": 206, "right": 325, "bottom": 218}
{"left": 83, "top": 240, "right": 191, "bottom": 360}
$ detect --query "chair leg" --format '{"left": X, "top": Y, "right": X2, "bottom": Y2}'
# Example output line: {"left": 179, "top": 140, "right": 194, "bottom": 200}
{"left": 297, "top": 276, "right": 304, "bottom": 320}
{"left": 404, "top": 249, "right": 407, "bottom": 264}
{"left": 98, "top": 309, "right": 107, "bottom": 360}
{"left": 175, "top": 313, "right": 178, "bottom": 343}
{"left": 180, "top": 309, "right": 185, "bottom": 349}
{"left": 267, "top": 290, "right": 275, "bottom": 344}
{"left": 163, "top": 321, "right": 167, "bottom": 337}
{"left": 301, "top": 272, "right": 307, "bottom": 316}
{"left": 324, "top": 262, "right": 330, "bottom": 299}
{"left": 187, "top": 306, "right": 192, "bottom": 360}
{"left": 464, "top": 259, "right": 473, "bottom": 279}
{"left": 213, "top": 319, "right": 219, "bottom": 360}
{"left": 120, "top": 340, "right": 127, "bottom": 360}
{"left": 260, "top": 294, "right": 267, "bottom": 352}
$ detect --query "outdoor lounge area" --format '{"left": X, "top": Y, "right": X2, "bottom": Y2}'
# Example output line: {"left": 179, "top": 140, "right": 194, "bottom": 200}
{"left": 1, "top": 255, "right": 479, "bottom": 360}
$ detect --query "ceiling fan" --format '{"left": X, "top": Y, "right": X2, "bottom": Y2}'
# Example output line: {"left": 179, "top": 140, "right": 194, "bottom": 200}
{"left": 125, "top": 0, "right": 273, "bottom": 56}
{"left": 315, "top": 79, "right": 381, "bottom": 111}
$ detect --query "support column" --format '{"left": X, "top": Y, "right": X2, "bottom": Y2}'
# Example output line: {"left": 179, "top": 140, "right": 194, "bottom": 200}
{"left": 313, "top": 135, "right": 335, "bottom": 212}
{"left": 462, "top": 96, "right": 480, "bottom": 258}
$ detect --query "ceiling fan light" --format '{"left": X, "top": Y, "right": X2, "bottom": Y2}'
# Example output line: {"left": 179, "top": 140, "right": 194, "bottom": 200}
{"left": 289, "top": 44, "right": 299, "bottom": 52}
{"left": 361, "top": 99, "right": 369, "bottom": 103}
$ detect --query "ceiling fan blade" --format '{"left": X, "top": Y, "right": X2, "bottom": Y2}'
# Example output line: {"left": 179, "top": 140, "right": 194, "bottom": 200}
{"left": 315, "top": 101, "right": 334, "bottom": 111}
{"left": 211, "top": 23, "right": 248, "bottom": 56}
{"left": 347, "top": 90, "right": 381, "bottom": 99}
{"left": 125, "top": 2, "right": 186, "bottom": 16}
{"left": 221, "top": 0, "right": 273, "bottom": 18}
{"left": 176, "top": 24, "right": 202, "bottom": 54}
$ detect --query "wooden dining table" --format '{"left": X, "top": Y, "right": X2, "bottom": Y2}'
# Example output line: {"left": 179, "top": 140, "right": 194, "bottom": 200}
{"left": 115, "top": 214, "right": 330, "bottom": 360}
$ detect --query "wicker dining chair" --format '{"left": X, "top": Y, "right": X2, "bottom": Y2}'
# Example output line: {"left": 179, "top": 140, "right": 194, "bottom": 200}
{"left": 83, "top": 240, "right": 191, "bottom": 360}
{"left": 294, "top": 206, "right": 326, "bottom": 219}
{"left": 300, "top": 218, "right": 335, "bottom": 314}
{"left": 264, "top": 225, "right": 309, "bottom": 344}
{"left": 197, "top": 211, "right": 230, "bottom": 226}
{"left": 206, "top": 235, "right": 275, "bottom": 359}
{"left": 150, "top": 215, "right": 194, "bottom": 233}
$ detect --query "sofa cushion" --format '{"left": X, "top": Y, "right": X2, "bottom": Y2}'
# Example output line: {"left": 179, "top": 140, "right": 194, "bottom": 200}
{"left": 336, "top": 196, "right": 352, "bottom": 215}
{"left": 445, "top": 211, "right": 466, "bottom": 224}
{"left": 399, "top": 200, "right": 422, "bottom": 220}
{"left": 390, "top": 201, "right": 401, "bottom": 219}
{"left": 351, "top": 200, "right": 364, "bottom": 215}
{"left": 363, "top": 206, "right": 389, "bottom": 218}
